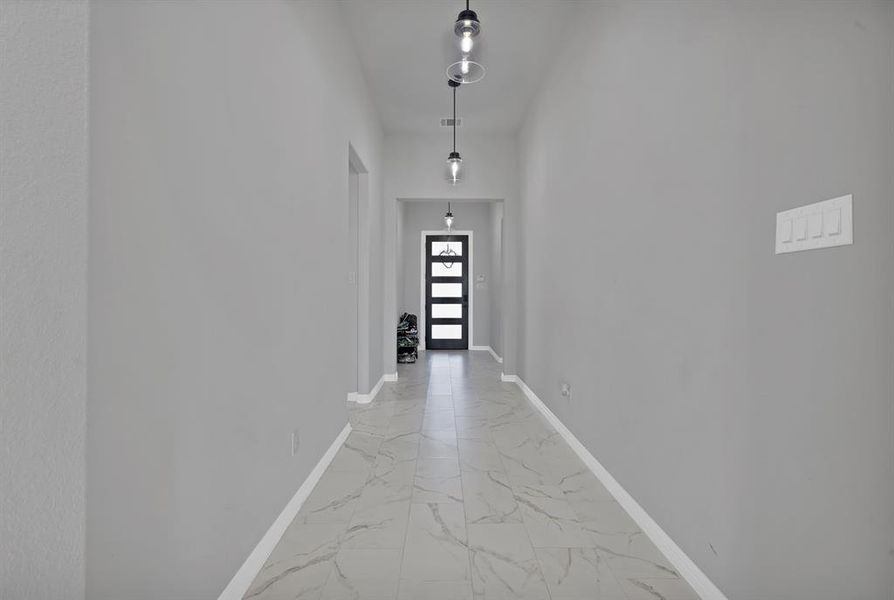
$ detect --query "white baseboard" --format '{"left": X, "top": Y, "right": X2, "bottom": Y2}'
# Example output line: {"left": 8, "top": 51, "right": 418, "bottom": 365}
{"left": 511, "top": 377, "right": 728, "bottom": 600}
{"left": 471, "top": 346, "right": 503, "bottom": 364}
{"left": 218, "top": 423, "right": 352, "bottom": 600}
{"left": 347, "top": 372, "right": 395, "bottom": 404}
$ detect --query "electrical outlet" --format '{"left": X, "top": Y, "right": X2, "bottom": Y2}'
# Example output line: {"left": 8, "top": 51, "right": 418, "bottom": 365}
{"left": 291, "top": 430, "right": 300, "bottom": 456}
{"left": 560, "top": 382, "right": 572, "bottom": 400}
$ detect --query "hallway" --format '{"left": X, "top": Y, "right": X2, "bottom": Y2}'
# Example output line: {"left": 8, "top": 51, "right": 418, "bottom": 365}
{"left": 245, "top": 352, "right": 697, "bottom": 600}
{"left": 5, "top": 2, "right": 893, "bottom": 598}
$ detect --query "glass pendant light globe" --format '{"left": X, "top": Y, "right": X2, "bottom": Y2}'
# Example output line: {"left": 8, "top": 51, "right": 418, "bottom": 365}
{"left": 447, "top": 59, "right": 485, "bottom": 84}
{"left": 445, "top": 152, "right": 463, "bottom": 186}
{"left": 449, "top": 3, "right": 484, "bottom": 84}
{"left": 460, "top": 32, "right": 474, "bottom": 53}
{"left": 444, "top": 203, "right": 455, "bottom": 231}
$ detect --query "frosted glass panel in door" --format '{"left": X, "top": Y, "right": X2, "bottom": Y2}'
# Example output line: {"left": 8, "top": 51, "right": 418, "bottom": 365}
{"left": 432, "top": 261, "right": 462, "bottom": 277}
{"left": 431, "top": 241, "right": 463, "bottom": 256}
{"left": 431, "top": 283, "right": 462, "bottom": 298}
{"left": 431, "top": 304, "right": 462, "bottom": 319}
{"left": 431, "top": 324, "right": 462, "bottom": 339}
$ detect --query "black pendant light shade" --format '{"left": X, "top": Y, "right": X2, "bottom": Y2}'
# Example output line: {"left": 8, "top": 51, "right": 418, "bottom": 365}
{"left": 454, "top": 7, "right": 481, "bottom": 40}
{"left": 445, "top": 80, "right": 464, "bottom": 185}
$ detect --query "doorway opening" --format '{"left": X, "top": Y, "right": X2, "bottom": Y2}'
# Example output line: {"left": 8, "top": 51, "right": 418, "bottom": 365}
{"left": 348, "top": 160, "right": 360, "bottom": 393}
{"left": 425, "top": 233, "right": 470, "bottom": 350}
{"left": 347, "top": 144, "right": 370, "bottom": 401}
{"left": 394, "top": 200, "right": 503, "bottom": 367}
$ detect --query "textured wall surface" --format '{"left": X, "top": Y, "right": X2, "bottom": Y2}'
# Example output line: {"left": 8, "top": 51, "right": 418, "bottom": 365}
{"left": 518, "top": 2, "right": 894, "bottom": 598}
{"left": 0, "top": 1, "right": 88, "bottom": 598}
{"left": 87, "top": 2, "right": 383, "bottom": 597}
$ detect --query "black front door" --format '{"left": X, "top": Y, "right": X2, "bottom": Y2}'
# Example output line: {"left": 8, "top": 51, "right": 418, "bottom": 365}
{"left": 425, "top": 234, "right": 469, "bottom": 350}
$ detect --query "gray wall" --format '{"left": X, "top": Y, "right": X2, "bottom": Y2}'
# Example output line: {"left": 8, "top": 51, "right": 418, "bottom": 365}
{"left": 0, "top": 2, "right": 88, "bottom": 598}
{"left": 88, "top": 1, "right": 383, "bottom": 597}
{"left": 518, "top": 2, "right": 894, "bottom": 599}
{"left": 399, "top": 201, "right": 497, "bottom": 349}
{"left": 489, "top": 203, "right": 504, "bottom": 357}
{"left": 384, "top": 132, "right": 519, "bottom": 374}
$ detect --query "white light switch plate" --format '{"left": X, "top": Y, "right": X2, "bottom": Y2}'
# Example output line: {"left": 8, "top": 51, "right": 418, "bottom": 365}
{"left": 775, "top": 194, "right": 852, "bottom": 254}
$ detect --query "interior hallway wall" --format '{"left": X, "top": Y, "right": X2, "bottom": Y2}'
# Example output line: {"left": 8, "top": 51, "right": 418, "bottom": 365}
{"left": 0, "top": 2, "right": 88, "bottom": 598}
{"left": 384, "top": 132, "right": 518, "bottom": 374}
{"left": 517, "top": 2, "right": 894, "bottom": 599}
{"left": 489, "top": 202, "right": 504, "bottom": 358}
{"left": 399, "top": 201, "right": 496, "bottom": 349}
{"left": 88, "top": 2, "right": 383, "bottom": 597}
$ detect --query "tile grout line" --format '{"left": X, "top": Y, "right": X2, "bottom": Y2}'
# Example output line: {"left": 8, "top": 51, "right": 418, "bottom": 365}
{"left": 489, "top": 366, "right": 557, "bottom": 600}
{"left": 390, "top": 365, "right": 414, "bottom": 600}
{"left": 452, "top": 357, "right": 477, "bottom": 597}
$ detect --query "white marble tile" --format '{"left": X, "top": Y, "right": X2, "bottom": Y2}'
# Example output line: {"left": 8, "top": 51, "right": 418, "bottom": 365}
{"left": 467, "top": 524, "right": 550, "bottom": 599}
{"left": 578, "top": 500, "right": 641, "bottom": 536}
{"left": 348, "top": 408, "right": 390, "bottom": 437}
{"left": 320, "top": 548, "right": 402, "bottom": 599}
{"left": 418, "top": 426, "right": 459, "bottom": 460}
{"left": 329, "top": 432, "right": 382, "bottom": 471}
{"left": 619, "top": 576, "right": 699, "bottom": 600}
{"left": 341, "top": 501, "right": 410, "bottom": 549}
{"left": 387, "top": 412, "right": 424, "bottom": 436}
{"left": 513, "top": 483, "right": 590, "bottom": 548}
{"left": 250, "top": 351, "right": 686, "bottom": 600}
{"left": 402, "top": 503, "right": 470, "bottom": 581}
{"left": 424, "top": 394, "right": 455, "bottom": 411}
{"left": 375, "top": 432, "right": 420, "bottom": 468}
{"left": 458, "top": 440, "right": 505, "bottom": 473}
{"left": 243, "top": 522, "right": 341, "bottom": 600}
{"left": 499, "top": 449, "right": 587, "bottom": 488}
{"left": 414, "top": 457, "right": 463, "bottom": 503}
{"left": 461, "top": 470, "right": 522, "bottom": 524}
{"left": 559, "top": 470, "right": 614, "bottom": 520}
{"left": 358, "top": 459, "right": 416, "bottom": 508}
{"left": 422, "top": 408, "right": 456, "bottom": 430}
{"left": 588, "top": 530, "right": 679, "bottom": 579}
{"left": 455, "top": 416, "right": 492, "bottom": 441}
{"left": 397, "top": 580, "right": 472, "bottom": 600}
{"left": 300, "top": 469, "right": 368, "bottom": 523}
{"left": 535, "top": 547, "right": 627, "bottom": 599}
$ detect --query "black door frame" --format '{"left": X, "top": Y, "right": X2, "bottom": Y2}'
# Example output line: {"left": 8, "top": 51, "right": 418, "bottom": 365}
{"left": 425, "top": 234, "right": 469, "bottom": 350}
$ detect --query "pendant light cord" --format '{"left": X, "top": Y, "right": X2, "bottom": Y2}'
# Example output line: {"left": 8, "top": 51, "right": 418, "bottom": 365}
{"left": 452, "top": 86, "right": 457, "bottom": 152}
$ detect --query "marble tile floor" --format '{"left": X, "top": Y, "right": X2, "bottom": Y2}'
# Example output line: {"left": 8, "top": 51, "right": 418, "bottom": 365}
{"left": 244, "top": 351, "right": 699, "bottom": 600}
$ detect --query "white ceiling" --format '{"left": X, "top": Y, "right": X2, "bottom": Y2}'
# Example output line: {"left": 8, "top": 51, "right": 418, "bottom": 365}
{"left": 339, "top": 1, "right": 576, "bottom": 134}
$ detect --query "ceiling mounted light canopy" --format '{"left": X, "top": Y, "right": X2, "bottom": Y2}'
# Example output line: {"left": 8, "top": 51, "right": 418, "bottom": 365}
{"left": 445, "top": 80, "right": 464, "bottom": 185}
{"left": 447, "top": 0, "right": 485, "bottom": 84}
{"left": 444, "top": 202, "right": 455, "bottom": 231}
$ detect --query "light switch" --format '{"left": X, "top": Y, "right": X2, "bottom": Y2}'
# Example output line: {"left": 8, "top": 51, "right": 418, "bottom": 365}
{"left": 808, "top": 213, "right": 823, "bottom": 238}
{"left": 781, "top": 219, "right": 793, "bottom": 243}
{"left": 775, "top": 194, "right": 852, "bottom": 254}
{"left": 825, "top": 208, "right": 841, "bottom": 235}
{"left": 794, "top": 217, "right": 808, "bottom": 241}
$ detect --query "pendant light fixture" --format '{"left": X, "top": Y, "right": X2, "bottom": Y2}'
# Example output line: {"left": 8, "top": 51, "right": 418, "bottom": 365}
{"left": 445, "top": 79, "right": 464, "bottom": 185}
{"left": 444, "top": 202, "right": 455, "bottom": 231}
{"left": 447, "top": 0, "right": 485, "bottom": 84}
